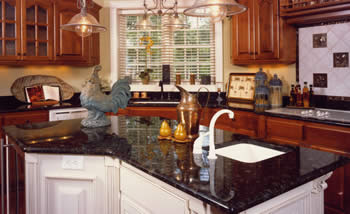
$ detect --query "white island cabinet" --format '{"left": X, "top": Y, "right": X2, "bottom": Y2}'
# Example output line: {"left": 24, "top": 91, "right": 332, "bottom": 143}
{"left": 25, "top": 153, "right": 120, "bottom": 214}
{"left": 25, "top": 153, "right": 331, "bottom": 214}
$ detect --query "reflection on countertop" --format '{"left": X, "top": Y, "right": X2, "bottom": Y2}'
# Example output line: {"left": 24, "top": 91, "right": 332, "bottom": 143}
{"left": 3, "top": 116, "right": 349, "bottom": 214}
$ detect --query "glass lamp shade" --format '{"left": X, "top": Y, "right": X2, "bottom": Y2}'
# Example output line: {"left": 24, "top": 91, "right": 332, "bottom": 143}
{"left": 165, "top": 14, "right": 189, "bottom": 30}
{"left": 135, "top": 14, "right": 157, "bottom": 30}
{"left": 61, "top": 11, "right": 107, "bottom": 37}
{"left": 184, "top": 0, "right": 247, "bottom": 23}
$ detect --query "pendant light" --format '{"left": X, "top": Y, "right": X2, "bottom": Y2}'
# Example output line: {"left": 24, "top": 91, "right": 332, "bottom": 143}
{"left": 61, "top": 0, "right": 106, "bottom": 37}
{"left": 184, "top": 0, "right": 247, "bottom": 23}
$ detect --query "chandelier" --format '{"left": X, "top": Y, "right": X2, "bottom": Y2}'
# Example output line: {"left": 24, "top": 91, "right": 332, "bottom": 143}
{"left": 136, "top": 0, "right": 188, "bottom": 30}
{"left": 61, "top": 0, "right": 107, "bottom": 37}
{"left": 136, "top": 0, "right": 247, "bottom": 30}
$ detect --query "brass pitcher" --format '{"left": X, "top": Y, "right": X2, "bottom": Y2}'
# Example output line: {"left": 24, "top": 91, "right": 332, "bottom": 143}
{"left": 176, "top": 85, "right": 202, "bottom": 140}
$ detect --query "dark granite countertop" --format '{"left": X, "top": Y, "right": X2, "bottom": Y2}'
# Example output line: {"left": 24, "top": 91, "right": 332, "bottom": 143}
{"left": 3, "top": 116, "right": 349, "bottom": 214}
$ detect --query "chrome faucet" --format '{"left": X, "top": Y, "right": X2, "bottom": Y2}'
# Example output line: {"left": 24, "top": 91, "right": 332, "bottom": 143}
{"left": 193, "top": 109, "right": 234, "bottom": 160}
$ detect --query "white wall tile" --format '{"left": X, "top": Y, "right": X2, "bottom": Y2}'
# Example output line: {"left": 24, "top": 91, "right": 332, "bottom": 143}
{"left": 299, "top": 22, "right": 350, "bottom": 96}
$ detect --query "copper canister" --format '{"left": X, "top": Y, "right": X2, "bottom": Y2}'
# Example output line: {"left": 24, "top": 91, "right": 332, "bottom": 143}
{"left": 176, "top": 85, "right": 201, "bottom": 140}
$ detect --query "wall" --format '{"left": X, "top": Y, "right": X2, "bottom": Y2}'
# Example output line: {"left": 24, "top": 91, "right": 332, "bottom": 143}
{"left": 222, "top": 19, "right": 296, "bottom": 96}
{"left": 0, "top": 4, "right": 110, "bottom": 96}
{"left": 299, "top": 22, "right": 350, "bottom": 97}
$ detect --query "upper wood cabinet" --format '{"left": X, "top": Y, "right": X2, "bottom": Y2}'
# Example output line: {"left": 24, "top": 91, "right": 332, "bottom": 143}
{"left": 22, "top": 0, "right": 54, "bottom": 61}
{"left": 0, "top": 0, "right": 100, "bottom": 66}
{"left": 280, "top": 0, "right": 350, "bottom": 26}
{"left": 54, "top": 0, "right": 100, "bottom": 66}
{"left": 232, "top": 0, "right": 297, "bottom": 65}
{"left": 0, "top": 0, "right": 21, "bottom": 61}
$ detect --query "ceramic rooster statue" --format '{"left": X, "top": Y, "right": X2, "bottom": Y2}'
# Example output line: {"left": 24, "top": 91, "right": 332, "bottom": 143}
{"left": 80, "top": 65, "right": 131, "bottom": 128}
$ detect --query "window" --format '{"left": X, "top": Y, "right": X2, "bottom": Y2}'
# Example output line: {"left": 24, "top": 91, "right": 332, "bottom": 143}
{"left": 119, "top": 14, "right": 216, "bottom": 85}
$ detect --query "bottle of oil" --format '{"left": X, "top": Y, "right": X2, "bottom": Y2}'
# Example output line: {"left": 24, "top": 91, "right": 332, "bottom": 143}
{"left": 303, "top": 82, "right": 309, "bottom": 108}
{"left": 289, "top": 84, "right": 295, "bottom": 106}
{"left": 296, "top": 82, "right": 303, "bottom": 107}
{"left": 309, "top": 84, "right": 314, "bottom": 107}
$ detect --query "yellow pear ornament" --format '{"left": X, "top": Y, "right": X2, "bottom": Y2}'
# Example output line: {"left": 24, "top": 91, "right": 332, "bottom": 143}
{"left": 174, "top": 123, "right": 187, "bottom": 141}
{"left": 159, "top": 120, "right": 172, "bottom": 137}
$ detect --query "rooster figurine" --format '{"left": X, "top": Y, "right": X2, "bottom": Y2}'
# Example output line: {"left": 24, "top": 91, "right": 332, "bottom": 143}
{"left": 80, "top": 65, "right": 131, "bottom": 128}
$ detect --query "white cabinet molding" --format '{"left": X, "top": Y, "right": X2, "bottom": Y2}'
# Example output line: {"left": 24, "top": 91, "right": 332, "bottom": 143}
{"left": 25, "top": 153, "right": 40, "bottom": 214}
{"left": 105, "top": 157, "right": 121, "bottom": 214}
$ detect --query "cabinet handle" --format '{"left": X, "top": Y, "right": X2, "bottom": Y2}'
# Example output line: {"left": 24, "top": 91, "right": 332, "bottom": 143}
{"left": 338, "top": 192, "right": 344, "bottom": 196}
{"left": 17, "top": 53, "right": 21, "bottom": 56}
{"left": 23, "top": 53, "right": 26, "bottom": 56}
{"left": 1, "top": 139, "right": 15, "bottom": 214}
{"left": 1, "top": 138, "right": 4, "bottom": 214}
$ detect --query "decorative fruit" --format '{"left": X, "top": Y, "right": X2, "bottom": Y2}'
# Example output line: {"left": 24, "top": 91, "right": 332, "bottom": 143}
{"left": 174, "top": 123, "right": 187, "bottom": 141}
{"left": 159, "top": 120, "right": 172, "bottom": 137}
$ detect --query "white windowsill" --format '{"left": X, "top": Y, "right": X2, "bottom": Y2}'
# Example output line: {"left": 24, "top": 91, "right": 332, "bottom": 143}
{"left": 130, "top": 84, "right": 217, "bottom": 92}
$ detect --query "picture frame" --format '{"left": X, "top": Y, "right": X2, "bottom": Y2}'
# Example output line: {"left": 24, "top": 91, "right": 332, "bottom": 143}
{"left": 226, "top": 73, "right": 256, "bottom": 103}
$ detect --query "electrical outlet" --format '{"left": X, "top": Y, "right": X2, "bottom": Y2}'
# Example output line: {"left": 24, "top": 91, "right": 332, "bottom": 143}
{"left": 62, "top": 156, "right": 84, "bottom": 170}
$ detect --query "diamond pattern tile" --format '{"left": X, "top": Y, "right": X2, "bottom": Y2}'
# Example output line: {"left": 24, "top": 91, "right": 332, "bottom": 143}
{"left": 299, "top": 23, "right": 350, "bottom": 96}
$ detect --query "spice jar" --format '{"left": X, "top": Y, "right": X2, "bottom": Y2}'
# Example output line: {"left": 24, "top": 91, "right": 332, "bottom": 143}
{"left": 269, "top": 74, "right": 283, "bottom": 108}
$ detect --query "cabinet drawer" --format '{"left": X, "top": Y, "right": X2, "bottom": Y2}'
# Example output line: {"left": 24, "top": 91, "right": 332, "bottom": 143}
{"left": 304, "top": 125, "right": 350, "bottom": 154}
{"left": 215, "top": 110, "right": 259, "bottom": 137}
{"left": 3, "top": 111, "right": 49, "bottom": 125}
{"left": 266, "top": 117, "right": 303, "bottom": 145}
{"left": 120, "top": 166, "right": 187, "bottom": 214}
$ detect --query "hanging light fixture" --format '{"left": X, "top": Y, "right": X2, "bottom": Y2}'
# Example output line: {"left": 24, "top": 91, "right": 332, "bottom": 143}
{"left": 135, "top": 0, "right": 188, "bottom": 30}
{"left": 61, "top": 0, "right": 107, "bottom": 37}
{"left": 184, "top": 0, "right": 247, "bottom": 23}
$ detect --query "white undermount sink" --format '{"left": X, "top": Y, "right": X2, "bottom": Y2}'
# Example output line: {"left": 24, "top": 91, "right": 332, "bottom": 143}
{"left": 215, "top": 143, "right": 286, "bottom": 163}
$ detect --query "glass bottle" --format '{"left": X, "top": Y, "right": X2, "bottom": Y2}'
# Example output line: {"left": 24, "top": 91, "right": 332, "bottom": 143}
{"left": 290, "top": 84, "right": 295, "bottom": 106}
{"left": 296, "top": 83, "right": 303, "bottom": 107}
{"left": 309, "top": 84, "right": 314, "bottom": 107}
{"left": 303, "top": 82, "right": 309, "bottom": 108}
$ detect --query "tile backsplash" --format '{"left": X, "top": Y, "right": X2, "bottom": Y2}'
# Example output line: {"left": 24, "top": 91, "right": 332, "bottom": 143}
{"left": 299, "top": 23, "right": 350, "bottom": 97}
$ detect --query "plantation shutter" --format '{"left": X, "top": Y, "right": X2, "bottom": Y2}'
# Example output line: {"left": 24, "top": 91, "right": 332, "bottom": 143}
{"left": 119, "top": 14, "right": 216, "bottom": 85}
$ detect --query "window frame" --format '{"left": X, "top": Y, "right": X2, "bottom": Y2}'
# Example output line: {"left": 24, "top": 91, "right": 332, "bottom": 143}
{"left": 108, "top": 0, "right": 223, "bottom": 92}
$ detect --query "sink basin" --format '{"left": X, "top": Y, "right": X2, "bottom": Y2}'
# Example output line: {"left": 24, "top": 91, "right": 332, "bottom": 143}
{"left": 132, "top": 101, "right": 179, "bottom": 104}
{"left": 215, "top": 143, "right": 285, "bottom": 163}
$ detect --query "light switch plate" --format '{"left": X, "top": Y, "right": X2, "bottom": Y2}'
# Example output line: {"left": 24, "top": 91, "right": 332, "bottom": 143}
{"left": 62, "top": 156, "right": 84, "bottom": 170}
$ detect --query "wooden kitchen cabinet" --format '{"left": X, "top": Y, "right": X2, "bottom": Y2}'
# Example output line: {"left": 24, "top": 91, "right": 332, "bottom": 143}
{"left": 0, "top": 0, "right": 21, "bottom": 61}
{"left": 232, "top": 0, "right": 296, "bottom": 65}
{"left": 54, "top": 0, "right": 100, "bottom": 66}
{"left": 0, "top": 0, "right": 100, "bottom": 66}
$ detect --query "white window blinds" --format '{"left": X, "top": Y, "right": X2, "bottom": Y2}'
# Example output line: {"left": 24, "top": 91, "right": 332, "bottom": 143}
{"left": 119, "top": 14, "right": 216, "bottom": 84}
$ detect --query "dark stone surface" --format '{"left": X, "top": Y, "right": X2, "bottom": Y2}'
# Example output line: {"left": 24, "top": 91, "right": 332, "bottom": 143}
{"left": 0, "top": 93, "right": 82, "bottom": 113}
{"left": 3, "top": 116, "right": 350, "bottom": 214}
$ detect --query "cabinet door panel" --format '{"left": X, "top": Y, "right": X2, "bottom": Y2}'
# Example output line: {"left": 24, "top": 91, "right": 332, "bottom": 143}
{"left": 45, "top": 176, "right": 96, "bottom": 214}
{"left": 232, "top": 0, "right": 254, "bottom": 62}
{"left": 54, "top": 0, "right": 91, "bottom": 63}
{"left": 266, "top": 117, "right": 303, "bottom": 145}
{"left": 120, "top": 166, "right": 187, "bottom": 214}
{"left": 22, "top": 0, "right": 53, "bottom": 61}
{"left": 0, "top": 0, "right": 21, "bottom": 61}
{"left": 325, "top": 167, "right": 344, "bottom": 213}
{"left": 254, "top": 0, "right": 279, "bottom": 60}
{"left": 121, "top": 194, "right": 151, "bottom": 214}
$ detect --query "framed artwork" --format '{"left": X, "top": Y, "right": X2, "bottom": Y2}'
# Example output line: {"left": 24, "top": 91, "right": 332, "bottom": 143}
{"left": 227, "top": 73, "right": 255, "bottom": 102}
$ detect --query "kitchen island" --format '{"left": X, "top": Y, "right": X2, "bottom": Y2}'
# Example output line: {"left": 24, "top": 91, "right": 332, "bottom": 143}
{"left": 2, "top": 115, "right": 349, "bottom": 214}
